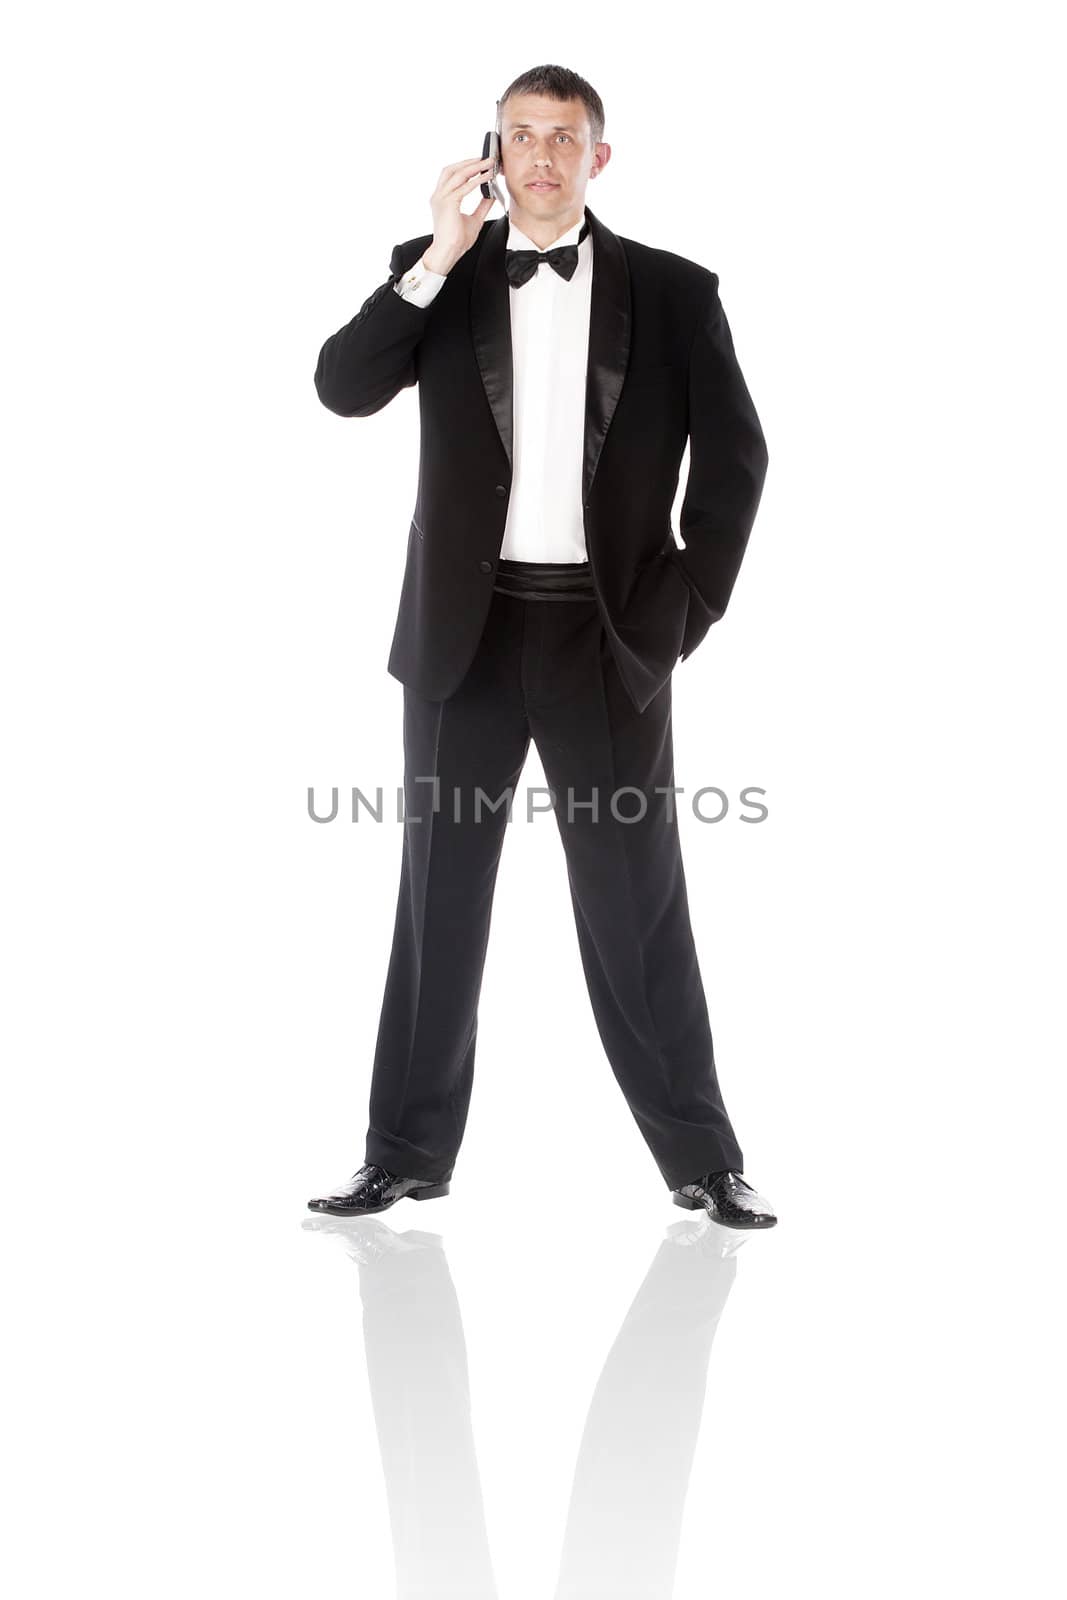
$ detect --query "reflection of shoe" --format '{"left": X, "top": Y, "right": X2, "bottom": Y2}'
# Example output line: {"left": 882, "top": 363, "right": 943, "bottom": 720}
{"left": 666, "top": 1217, "right": 749, "bottom": 1259}
{"left": 307, "top": 1162, "right": 452, "bottom": 1217}
{"left": 301, "top": 1216, "right": 447, "bottom": 1264}
{"left": 301, "top": 1215, "right": 400, "bottom": 1264}
{"left": 671, "top": 1170, "right": 777, "bottom": 1230}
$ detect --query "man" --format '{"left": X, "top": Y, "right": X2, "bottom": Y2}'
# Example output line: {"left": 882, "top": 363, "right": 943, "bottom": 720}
{"left": 309, "top": 64, "right": 776, "bottom": 1229}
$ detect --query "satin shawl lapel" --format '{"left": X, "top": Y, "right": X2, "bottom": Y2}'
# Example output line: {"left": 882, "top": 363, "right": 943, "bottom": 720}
{"left": 469, "top": 202, "right": 632, "bottom": 507}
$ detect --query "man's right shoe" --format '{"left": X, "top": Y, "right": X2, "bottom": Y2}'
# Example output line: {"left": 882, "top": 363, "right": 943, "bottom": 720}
{"left": 307, "top": 1162, "right": 451, "bottom": 1217}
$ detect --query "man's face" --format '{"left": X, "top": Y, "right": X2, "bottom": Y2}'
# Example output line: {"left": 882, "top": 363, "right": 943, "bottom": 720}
{"left": 498, "top": 93, "right": 607, "bottom": 218}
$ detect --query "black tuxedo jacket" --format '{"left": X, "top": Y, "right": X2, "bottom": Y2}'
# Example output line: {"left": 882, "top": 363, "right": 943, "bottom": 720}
{"left": 314, "top": 204, "right": 768, "bottom": 714}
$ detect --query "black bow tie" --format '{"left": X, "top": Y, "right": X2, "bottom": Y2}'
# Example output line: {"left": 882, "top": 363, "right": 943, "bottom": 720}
{"left": 505, "top": 217, "right": 590, "bottom": 288}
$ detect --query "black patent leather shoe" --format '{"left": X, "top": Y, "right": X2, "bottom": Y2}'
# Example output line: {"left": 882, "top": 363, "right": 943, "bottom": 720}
{"left": 671, "top": 1169, "right": 777, "bottom": 1229}
{"left": 307, "top": 1162, "right": 451, "bottom": 1217}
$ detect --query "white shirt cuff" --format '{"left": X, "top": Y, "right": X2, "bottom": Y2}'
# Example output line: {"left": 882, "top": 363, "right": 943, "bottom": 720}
{"left": 393, "top": 254, "right": 448, "bottom": 308}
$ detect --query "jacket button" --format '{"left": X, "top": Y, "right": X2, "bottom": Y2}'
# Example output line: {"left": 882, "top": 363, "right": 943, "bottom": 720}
{"left": 494, "top": 484, "right": 507, "bottom": 497}
{"left": 479, "top": 559, "right": 493, "bottom": 573}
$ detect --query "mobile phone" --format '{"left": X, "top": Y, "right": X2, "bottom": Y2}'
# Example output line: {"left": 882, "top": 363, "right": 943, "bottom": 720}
{"left": 480, "top": 100, "right": 505, "bottom": 207}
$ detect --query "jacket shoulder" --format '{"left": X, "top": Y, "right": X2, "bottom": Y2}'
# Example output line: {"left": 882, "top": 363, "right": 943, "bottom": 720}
{"left": 619, "top": 235, "right": 719, "bottom": 297}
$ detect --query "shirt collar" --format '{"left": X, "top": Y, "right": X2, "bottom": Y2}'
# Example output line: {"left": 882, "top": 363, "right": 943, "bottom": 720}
{"left": 506, "top": 209, "right": 587, "bottom": 253}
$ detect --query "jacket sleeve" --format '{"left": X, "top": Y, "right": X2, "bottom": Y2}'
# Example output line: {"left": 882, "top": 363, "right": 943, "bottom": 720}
{"left": 667, "top": 273, "right": 769, "bottom": 660}
{"left": 313, "top": 234, "right": 436, "bottom": 417}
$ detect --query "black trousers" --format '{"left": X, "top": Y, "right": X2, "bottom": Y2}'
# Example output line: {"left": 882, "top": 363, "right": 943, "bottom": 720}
{"left": 364, "top": 561, "right": 743, "bottom": 1191}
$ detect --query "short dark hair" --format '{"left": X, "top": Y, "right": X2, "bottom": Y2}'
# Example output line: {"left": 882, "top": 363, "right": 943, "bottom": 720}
{"left": 498, "top": 64, "right": 605, "bottom": 148}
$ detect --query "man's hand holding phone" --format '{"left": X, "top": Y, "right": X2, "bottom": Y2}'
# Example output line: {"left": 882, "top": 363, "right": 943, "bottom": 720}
{"left": 422, "top": 158, "right": 499, "bottom": 277}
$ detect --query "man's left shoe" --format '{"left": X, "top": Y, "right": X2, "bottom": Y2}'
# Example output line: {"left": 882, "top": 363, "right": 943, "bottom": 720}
{"left": 671, "top": 1170, "right": 777, "bottom": 1229}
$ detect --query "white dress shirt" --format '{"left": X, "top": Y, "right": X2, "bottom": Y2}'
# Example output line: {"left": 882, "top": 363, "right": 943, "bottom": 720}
{"left": 393, "top": 211, "right": 593, "bottom": 562}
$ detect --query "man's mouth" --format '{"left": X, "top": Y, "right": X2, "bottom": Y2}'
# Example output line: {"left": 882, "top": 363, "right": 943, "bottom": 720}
{"left": 527, "top": 181, "right": 559, "bottom": 190}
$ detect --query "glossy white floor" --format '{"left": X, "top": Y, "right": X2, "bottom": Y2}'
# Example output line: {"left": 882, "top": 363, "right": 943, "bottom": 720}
{"left": 6, "top": 1103, "right": 1064, "bottom": 1600}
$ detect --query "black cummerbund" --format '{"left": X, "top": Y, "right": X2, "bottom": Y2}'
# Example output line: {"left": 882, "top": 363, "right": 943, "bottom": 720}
{"left": 493, "top": 558, "right": 595, "bottom": 602}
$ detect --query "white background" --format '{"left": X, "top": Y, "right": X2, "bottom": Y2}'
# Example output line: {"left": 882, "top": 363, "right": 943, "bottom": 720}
{"left": 3, "top": 3, "right": 1065, "bottom": 1596}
